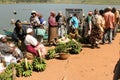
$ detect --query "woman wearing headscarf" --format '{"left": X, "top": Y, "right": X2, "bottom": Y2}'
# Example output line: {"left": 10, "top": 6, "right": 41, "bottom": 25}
{"left": 89, "top": 9, "right": 104, "bottom": 48}
{"left": 24, "top": 28, "right": 46, "bottom": 57}
{"left": 48, "top": 11, "right": 58, "bottom": 46}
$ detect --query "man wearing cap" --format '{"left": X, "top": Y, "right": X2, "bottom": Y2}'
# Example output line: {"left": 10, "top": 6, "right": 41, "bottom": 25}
{"left": 24, "top": 28, "right": 46, "bottom": 57}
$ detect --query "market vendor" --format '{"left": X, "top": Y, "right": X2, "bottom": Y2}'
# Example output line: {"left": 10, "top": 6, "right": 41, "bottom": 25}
{"left": 0, "top": 36, "right": 23, "bottom": 62}
{"left": 24, "top": 28, "right": 46, "bottom": 57}
{"left": 12, "top": 20, "right": 28, "bottom": 51}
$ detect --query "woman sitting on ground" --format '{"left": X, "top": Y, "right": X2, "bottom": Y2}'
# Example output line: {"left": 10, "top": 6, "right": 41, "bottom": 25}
{"left": 24, "top": 28, "right": 46, "bottom": 57}
{"left": 0, "top": 36, "right": 23, "bottom": 61}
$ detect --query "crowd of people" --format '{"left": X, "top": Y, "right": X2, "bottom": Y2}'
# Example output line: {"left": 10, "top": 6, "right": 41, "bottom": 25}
{"left": 83, "top": 7, "right": 120, "bottom": 48}
{"left": 0, "top": 7, "right": 120, "bottom": 69}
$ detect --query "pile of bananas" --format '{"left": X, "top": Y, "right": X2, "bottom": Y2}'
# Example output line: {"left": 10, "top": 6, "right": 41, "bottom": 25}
{"left": 46, "top": 49, "right": 56, "bottom": 59}
{"left": 16, "top": 59, "right": 33, "bottom": 77}
{"left": 32, "top": 57, "right": 46, "bottom": 72}
{"left": 0, "top": 63, "right": 16, "bottom": 80}
{"left": 22, "top": 70, "right": 32, "bottom": 77}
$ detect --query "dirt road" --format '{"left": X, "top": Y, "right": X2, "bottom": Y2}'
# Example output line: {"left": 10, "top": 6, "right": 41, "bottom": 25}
{"left": 16, "top": 33, "right": 120, "bottom": 80}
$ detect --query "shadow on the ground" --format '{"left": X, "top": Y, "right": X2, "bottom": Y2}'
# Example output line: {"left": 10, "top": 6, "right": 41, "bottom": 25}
{"left": 82, "top": 44, "right": 92, "bottom": 49}
{"left": 113, "top": 59, "right": 120, "bottom": 80}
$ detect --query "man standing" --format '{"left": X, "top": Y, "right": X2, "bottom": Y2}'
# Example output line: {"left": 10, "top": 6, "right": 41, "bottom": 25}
{"left": 102, "top": 7, "right": 115, "bottom": 44}
{"left": 112, "top": 7, "right": 120, "bottom": 40}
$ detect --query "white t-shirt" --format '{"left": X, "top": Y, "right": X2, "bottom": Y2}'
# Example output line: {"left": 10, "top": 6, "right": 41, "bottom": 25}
{"left": 24, "top": 34, "right": 38, "bottom": 46}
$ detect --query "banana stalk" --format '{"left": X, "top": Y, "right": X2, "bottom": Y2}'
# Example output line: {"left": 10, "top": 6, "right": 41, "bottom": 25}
{"left": 25, "top": 58, "right": 28, "bottom": 70}
{"left": 12, "top": 66, "right": 16, "bottom": 80}
{"left": 38, "top": 49, "right": 42, "bottom": 64}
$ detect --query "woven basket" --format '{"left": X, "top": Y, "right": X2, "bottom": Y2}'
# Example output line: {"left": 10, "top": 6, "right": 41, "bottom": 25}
{"left": 24, "top": 52, "right": 35, "bottom": 60}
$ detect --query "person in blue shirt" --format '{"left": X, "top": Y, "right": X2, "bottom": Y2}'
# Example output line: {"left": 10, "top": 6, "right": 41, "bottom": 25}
{"left": 69, "top": 13, "right": 80, "bottom": 39}
{"left": 70, "top": 13, "right": 79, "bottom": 29}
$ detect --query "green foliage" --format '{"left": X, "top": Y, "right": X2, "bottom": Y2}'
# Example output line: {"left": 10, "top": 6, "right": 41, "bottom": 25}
{"left": 46, "top": 49, "right": 56, "bottom": 59}
{"left": 32, "top": 57, "right": 46, "bottom": 72}
{"left": 55, "top": 40, "right": 82, "bottom": 54}
{"left": 55, "top": 44, "right": 69, "bottom": 53}
{"left": 67, "top": 40, "right": 82, "bottom": 54}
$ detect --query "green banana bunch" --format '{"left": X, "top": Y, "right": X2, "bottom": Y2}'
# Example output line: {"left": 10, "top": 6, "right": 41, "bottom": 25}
{"left": 46, "top": 49, "right": 56, "bottom": 59}
{"left": 35, "top": 64, "right": 46, "bottom": 71}
{"left": 16, "top": 64, "right": 24, "bottom": 77}
{"left": 5, "top": 63, "right": 16, "bottom": 73}
{"left": 16, "top": 59, "right": 33, "bottom": 77}
{"left": 0, "top": 72, "right": 12, "bottom": 80}
{"left": 0, "top": 63, "right": 16, "bottom": 80}
{"left": 22, "top": 70, "right": 32, "bottom": 77}
{"left": 32, "top": 57, "right": 46, "bottom": 72}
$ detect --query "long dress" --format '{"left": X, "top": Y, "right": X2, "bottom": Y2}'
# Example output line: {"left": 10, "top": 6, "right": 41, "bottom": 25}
{"left": 48, "top": 16, "right": 58, "bottom": 43}
{"left": 89, "top": 15, "right": 104, "bottom": 46}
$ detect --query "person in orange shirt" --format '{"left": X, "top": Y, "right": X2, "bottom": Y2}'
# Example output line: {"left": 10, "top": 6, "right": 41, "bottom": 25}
{"left": 102, "top": 7, "right": 115, "bottom": 44}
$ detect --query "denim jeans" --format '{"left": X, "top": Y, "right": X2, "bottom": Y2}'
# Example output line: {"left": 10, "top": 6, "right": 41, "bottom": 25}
{"left": 113, "top": 24, "right": 119, "bottom": 39}
{"left": 102, "top": 28, "right": 113, "bottom": 43}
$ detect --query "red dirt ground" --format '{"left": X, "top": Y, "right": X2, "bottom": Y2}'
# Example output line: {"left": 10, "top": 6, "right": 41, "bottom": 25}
{"left": 16, "top": 33, "right": 120, "bottom": 80}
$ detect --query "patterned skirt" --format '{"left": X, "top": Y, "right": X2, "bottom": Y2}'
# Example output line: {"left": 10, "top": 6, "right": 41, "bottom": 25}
{"left": 89, "top": 26, "right": 102, "bottom": 44}
{"left": 48, "top": 26, "right": 58, "bottom": 43}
